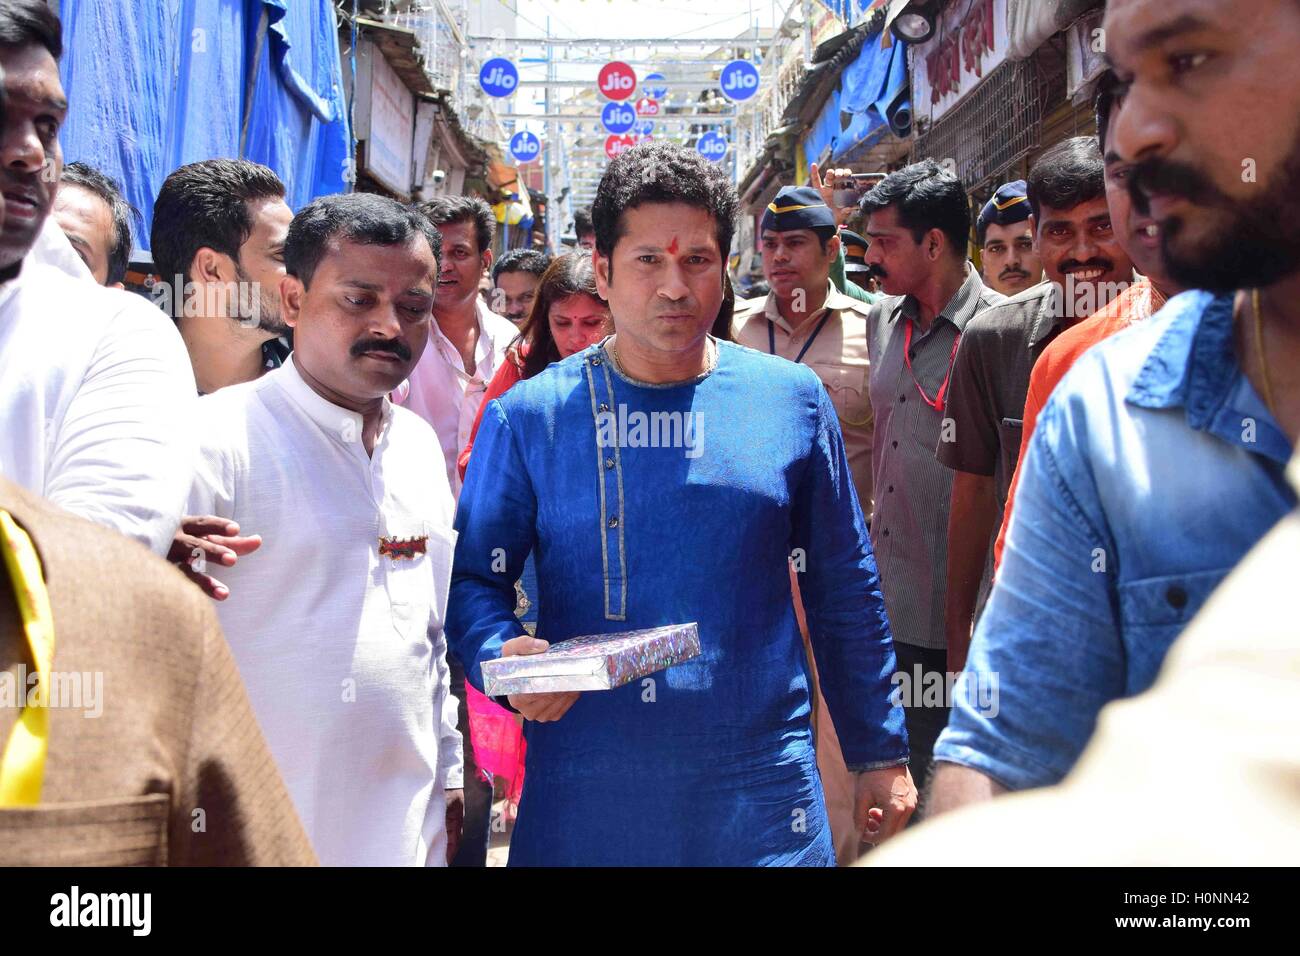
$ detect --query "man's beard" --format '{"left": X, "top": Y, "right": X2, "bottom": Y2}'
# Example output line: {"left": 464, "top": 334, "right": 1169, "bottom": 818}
{"left": 1128, "top": 127, "right": 1300, "bottom": 292}
{"left": 234, "top": 263, "right": 291, "bottom": 336}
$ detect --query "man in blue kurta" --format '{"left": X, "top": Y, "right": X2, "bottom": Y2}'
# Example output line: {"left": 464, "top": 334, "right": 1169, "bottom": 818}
{"left": 448, "top": 142, "right": 915, "bottom": 866}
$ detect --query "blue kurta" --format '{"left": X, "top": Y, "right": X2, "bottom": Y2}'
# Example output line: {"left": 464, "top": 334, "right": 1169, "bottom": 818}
{"left": 448, "top": 338, "right": 907, "bottom": 866}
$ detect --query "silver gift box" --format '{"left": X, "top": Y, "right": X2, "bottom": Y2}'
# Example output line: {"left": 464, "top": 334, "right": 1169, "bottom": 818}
{"left": 481, "top": 623, "right": 701, "bottom": 696}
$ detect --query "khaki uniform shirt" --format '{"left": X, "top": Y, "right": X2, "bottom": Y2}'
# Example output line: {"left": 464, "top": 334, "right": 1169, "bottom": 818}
{"left": 734, "top": 281, "right": 876, "bottom": 514}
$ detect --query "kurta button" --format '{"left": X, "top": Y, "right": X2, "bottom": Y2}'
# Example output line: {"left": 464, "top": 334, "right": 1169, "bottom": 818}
{"left": 605, "top": 457, "right": 615, "bottom": 469}
{"left": 891, "top": 440, "right": 898, "bottom": 449}
{"left": 888, "top": 485, "right": 894, "bottom": 493}
{"left": 599, "top": 402, "right": 610, "bottom": 412}
{"left": 883, "top": 528, "right": 890, "bottom": 537}
{"left": 899, "top": 395, "right": 906, "bottom": 403}
{"left": 591, "top": 357, "right": 601, "bottom": 366}
{"left": 607, "top": 516, "right": 619, "bottom": 529}
{"left": 1165, "top": 585, "right": 1188, "bottom": 609}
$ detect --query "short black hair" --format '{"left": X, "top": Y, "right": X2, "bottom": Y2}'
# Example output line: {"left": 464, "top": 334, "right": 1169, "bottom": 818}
{"left": 573, "top": 207, "right": 593, "bottom": 239}
{"left": 1095, "top": 70, "right": 1121, "bottom": 155}
{"left": 61, "top": 161, "right": 135, "bottom": 285}
{"left": 492, "top": 247, "right": 550, "bottom": 284}
{"left": 0, "top": 0, "right": 62, "bottom": 59}
{"left": 1026, "top": 136, "right": 1106, "bottom": 220}
{"left": 414, "top": 195, "right": 494, "bottom": 256}
{"left": 151, "top": 159, "right": 286, "bottom": 287}
{"left": 859, "top": 159, "right": 970, "bottom": 258}
{"left": 591, "top": 140, "right": 738, "bottom": 272}
{"left": 285, "top": 192, "right": 442, "bottom": 289}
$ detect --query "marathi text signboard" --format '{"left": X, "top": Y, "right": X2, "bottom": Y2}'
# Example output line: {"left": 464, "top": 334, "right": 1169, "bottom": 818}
{"left": 910, "top": 0, "right": 1011, "bottom": 124}
{"left": 368, "top": 47, "right": 415, "bottom": 196}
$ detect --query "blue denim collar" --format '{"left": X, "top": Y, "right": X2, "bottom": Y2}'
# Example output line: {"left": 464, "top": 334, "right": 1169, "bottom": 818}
{"left": 1128, "top": 290, "right": 1292, "bottom": 465}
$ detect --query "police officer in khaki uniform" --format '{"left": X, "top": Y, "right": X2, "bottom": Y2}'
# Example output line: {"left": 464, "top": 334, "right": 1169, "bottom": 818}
{"left": 734, "top": 186, "right": 875, "bottom": 514}
{"left": 733, "top": 185, "right": 877, "bottom": 865}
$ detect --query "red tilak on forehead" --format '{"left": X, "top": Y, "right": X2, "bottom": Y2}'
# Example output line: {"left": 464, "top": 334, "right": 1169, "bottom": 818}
{"left": 667, "top": 236, "right": 679, "bottom": 255}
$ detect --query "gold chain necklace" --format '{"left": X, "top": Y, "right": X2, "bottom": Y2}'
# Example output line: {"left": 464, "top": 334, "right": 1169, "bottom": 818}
{"left": 1252, "top": 288, "right": 1277, "bottom": 415}
{"left": 609, "top": 336, "right": 717, "bottom": 383}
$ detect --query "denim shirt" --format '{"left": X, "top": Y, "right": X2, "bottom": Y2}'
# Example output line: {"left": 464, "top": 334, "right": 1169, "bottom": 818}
{"left": 936, "top": 290, "right": 1297, "bottom": 791}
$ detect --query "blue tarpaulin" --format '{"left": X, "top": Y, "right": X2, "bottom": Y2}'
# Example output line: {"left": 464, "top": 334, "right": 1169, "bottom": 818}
{"left": 802, "top": 32, "right": 910, "bottom": 165}
{"left": 60, "top": 0, "right": 351, "bottom": 256}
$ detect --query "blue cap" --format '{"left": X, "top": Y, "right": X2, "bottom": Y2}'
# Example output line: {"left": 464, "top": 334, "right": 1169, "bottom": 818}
{"left": 761, "top": 185, "right": 838, "bottom": 236}
{"left": 976, "top": 180, "right": 1031, "bottom": 244}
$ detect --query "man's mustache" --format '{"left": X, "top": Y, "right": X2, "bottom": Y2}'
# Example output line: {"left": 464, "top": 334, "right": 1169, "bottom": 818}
{"left": 866, "top": 264, "right": 886, "bottom": 279}
{"left": 1127, "top": 156, "right": 1222, "bottom": 216}
{"left": 350, "top": 337, "right": 411, "bottom": 361}
{"left": 999, "top": 267, "right": 1030, "bottom": 280}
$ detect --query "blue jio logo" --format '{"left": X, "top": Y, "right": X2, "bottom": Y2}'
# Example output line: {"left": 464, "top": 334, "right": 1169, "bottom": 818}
{"left": 697, "top": 131, "right": 728, "bottom": 162}
{"left": 643, "top": 72, "right": 668, "bottom": 100}
{"left": 601, "top": 101, "right": 636, "bottom": 135}
{"left": 719, "top": 59, "right": 760, "bottom": 102}
{"left": 479, "top": 58, "right": 519, "bottom": 98}
{"left": 635, "top": 119, "right": 655, "bottom": 137}
{"left": 509, "top": 131, "right": 541, "bottom": 164}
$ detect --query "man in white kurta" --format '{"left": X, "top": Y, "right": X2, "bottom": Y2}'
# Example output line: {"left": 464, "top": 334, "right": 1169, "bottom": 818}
{"left": 186, "top": 192, "right": 462, "bottom": 866}
{"left": 0, "top": 260, "right": 196, "bottom": 554}
{"left": 188, "top": 357, "right": 461, "bottom": 865}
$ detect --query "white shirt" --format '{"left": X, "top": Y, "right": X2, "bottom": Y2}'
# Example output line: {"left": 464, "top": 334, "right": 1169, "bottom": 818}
{"left": 0, "top": 262, "right": 196, "bottom": 554}
{"left": 34, "top": 216, "right": 96, "bottom": 281}
{"left": 400, "top": 299, "right": 518, "bottom": 497}
{"left": 187, "top": 356, "right": 462, "bottom": 867}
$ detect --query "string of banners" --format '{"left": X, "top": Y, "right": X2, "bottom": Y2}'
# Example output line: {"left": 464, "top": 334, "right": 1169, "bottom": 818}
{"left": 481, "top": 56, "right": 757, "bottom": 164}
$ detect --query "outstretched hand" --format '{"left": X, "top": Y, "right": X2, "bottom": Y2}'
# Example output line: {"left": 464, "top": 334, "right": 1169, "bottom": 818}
{"left": 168, "top": 515, "right": 262, "bottom": 600}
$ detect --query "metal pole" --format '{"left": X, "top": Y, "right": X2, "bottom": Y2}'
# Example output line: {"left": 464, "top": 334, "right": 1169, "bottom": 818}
{"left": 545, "top": 17, "right": 554, "bottom": 252}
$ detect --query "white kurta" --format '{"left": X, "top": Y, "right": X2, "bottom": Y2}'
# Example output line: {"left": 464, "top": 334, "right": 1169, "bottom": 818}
{"left": 399, "top": 299, "right": 518, "bottom": 497}
{"left": 0, "top": 262, "right": 196, "bottom": 554}
{"left": 187, "top": 356, "right": 462, "bottom": 867}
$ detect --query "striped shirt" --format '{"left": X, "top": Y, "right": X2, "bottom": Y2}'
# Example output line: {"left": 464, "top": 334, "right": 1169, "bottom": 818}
{"left": 866, "top": 264, "right": 1005, "bottom": 650}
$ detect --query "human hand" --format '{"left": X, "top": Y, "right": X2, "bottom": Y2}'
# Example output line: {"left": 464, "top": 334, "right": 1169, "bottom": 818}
{"left": 168, "top": 515, "right": 262, "bottom": 600}
{"left": 501, "top": 636, "right": 580, "bottom": 722}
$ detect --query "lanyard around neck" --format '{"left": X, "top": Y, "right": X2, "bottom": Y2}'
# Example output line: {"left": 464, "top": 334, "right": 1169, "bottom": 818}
{"left": 0, "top": 510, "right": 54, "bottom": 806}
{"left": 903, "top": 319, "right": 962, "bottom": 414}
{"left": 768, "top": 307, "right": 836, "bottom": 365}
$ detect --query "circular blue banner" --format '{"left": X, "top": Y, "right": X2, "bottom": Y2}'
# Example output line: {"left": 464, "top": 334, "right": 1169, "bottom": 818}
{"left": 635, "top": 118, "right": 655, "bottom": 137}
{"left": 719, "top": 59, "right": 760, "bottom": 102}
{"left": 509, "top": 130, "right": 542, "bottom": 164}
{"left": 643, "top": 71, "right": 669, "bottom": 100}
{"left": 601, "top": 101, "right": 636, "bottom": 135}
{"left": 696, "top": 131, "right": 729, "bottom": 163}
{"left": 479, "top": 58, "right": 519, "bottom": 98}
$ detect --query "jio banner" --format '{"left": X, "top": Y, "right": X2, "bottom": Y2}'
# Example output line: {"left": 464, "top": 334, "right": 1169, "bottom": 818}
{"left": 598, "top": 61, "right": 637, "bottom": 101}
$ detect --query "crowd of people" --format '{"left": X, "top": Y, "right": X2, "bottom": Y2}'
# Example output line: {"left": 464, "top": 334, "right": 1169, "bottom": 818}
{"left": 1, "top": 0, "right": 1297, "bottom": 867}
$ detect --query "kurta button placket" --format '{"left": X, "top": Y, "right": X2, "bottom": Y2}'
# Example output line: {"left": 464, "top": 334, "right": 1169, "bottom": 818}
{"left": 584, "top": 353, "right": 628, "bottom": 621}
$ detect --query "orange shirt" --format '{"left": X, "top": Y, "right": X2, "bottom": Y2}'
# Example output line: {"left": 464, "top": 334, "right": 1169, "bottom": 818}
{"left": 993, "top": 279, "right": 1167, "bottom": 568}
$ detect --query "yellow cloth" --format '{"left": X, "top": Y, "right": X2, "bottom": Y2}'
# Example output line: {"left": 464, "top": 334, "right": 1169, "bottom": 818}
{"left": 0, "top": 509, "right": 55, "bottom": 806}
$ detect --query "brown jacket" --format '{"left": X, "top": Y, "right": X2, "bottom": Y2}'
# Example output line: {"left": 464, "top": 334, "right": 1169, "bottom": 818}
{"left": 0, "top": 478, "right": 316, "bottom": 866}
